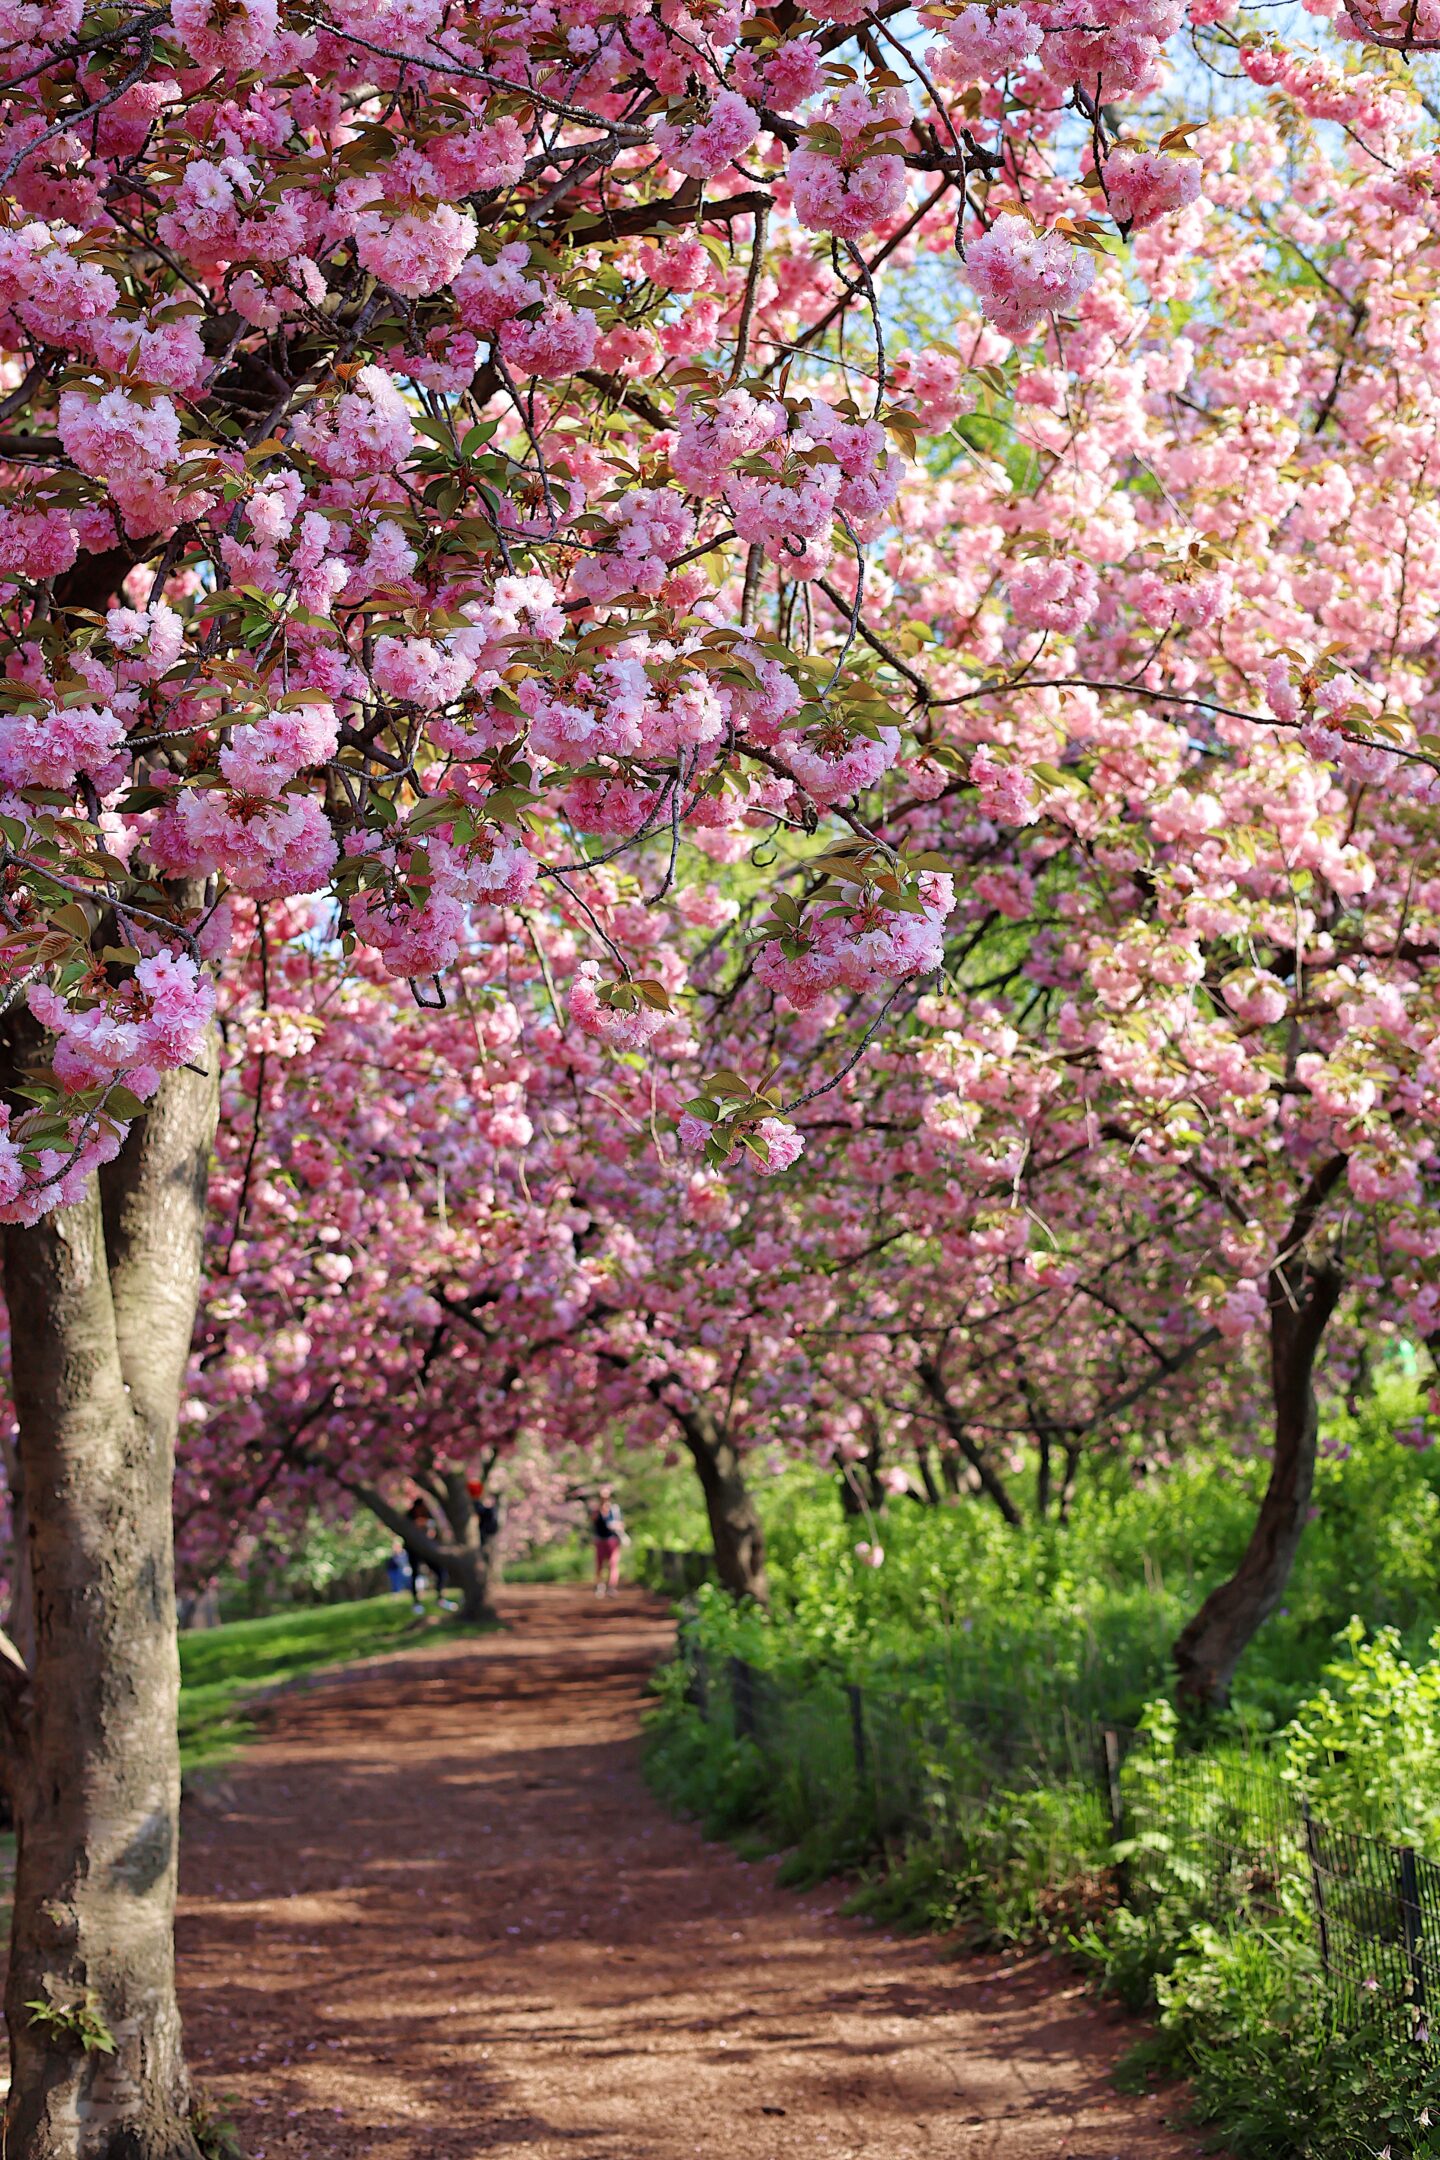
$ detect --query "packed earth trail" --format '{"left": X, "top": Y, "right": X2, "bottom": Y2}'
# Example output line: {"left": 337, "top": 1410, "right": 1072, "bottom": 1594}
{"left": 177, "top": 1585, "right": 1212, "bottom": 2159}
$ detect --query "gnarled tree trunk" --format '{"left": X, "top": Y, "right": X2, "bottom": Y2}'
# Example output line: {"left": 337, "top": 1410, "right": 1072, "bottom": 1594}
{"left": 1174, "top": 1231, "right": 1344, "bottom": 1710}
{"left": 350, "top": 1469, "right": 497, "bottom": 1625}
{"left": 0, "top": 1044, "right": 217, "bottom": 2160}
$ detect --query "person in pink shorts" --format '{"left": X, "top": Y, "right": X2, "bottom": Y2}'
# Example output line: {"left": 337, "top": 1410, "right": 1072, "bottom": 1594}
{"left": 591, "top": 1486, "right": 625, "bottom": 1596}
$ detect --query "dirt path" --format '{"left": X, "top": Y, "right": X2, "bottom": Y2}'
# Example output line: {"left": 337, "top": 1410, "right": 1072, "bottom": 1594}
{"left": 178, "top": 1584, "right": 1207, "bottom": 2160}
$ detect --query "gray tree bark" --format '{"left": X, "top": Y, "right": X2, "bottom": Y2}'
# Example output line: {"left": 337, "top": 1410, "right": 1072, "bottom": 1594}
{"left": 673, "top": 1405, "right": 768, "bottom": 1603}
{"left": 350, "top": 1470, "right": 496, "bottom": 1625}
{"left": 0, "top": 1039, "right": 218, "bottom": 2160}
{"left": 1173, "top": 1160, "right": 1346, "bottom": 1711}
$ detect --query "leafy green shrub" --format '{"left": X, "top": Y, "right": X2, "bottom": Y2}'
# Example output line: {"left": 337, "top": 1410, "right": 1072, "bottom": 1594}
{"left": 643, "top": 1659, "right": 773, "bottom": 1838}
{"left": 1149, "top": 1924, "right": 1440, "bottom": 2160}
{"left": 725, "top": 1366, "right": 1440, "bottom": 1733}
{"left": 1283, "top": 1621, "right": 1440, "bottom": 1847}
{"left": 647, "top": 1369, "right": 1440, "bottom": 2160}
{"left": 504, "top": 1536, "right": 589, "bottom": 1583}
{"left": 218, "top": 1510, "right": 392, "bottom": 1616}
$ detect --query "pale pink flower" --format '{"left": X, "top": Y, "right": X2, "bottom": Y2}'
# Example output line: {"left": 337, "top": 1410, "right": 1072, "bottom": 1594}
{"left": 966, "top": 215, "right": 1095, "bottom": 339}
{"left": 353, "top": 200, "right": 477, "bottom": 299}
{"left": 754, "top": 1118, "right": 805, "bottom": 1174}
{"left": 1102, "top": 148, "right": 1203, "bottom": 230}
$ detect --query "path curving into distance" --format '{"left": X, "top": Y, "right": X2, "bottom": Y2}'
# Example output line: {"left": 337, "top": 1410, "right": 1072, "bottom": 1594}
{"left": 178, "top": 1583, "right": 1212, "bottom": 2159}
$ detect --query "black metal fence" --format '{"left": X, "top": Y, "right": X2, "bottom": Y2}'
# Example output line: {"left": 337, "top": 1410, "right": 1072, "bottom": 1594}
{"left": 679, "top": 1632, "right": 1438, "bottom": 2050}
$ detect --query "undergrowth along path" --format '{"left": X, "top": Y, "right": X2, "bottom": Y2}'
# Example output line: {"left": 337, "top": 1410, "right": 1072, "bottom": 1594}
{"left": 177, "top": 1583, "right": 1211, "bottom": 2158}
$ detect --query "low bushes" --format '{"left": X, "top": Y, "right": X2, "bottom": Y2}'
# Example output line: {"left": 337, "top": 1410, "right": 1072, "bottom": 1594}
{"left": 647, "top": 1607, "right": 1440, "bottom": 2157}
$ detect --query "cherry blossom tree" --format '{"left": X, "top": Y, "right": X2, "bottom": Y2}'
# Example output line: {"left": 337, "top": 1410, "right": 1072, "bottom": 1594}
{"left": 175, "top": 902, "right": 589, "bottom": 1621}
{"left": 764, "top": 37, "right": 1440, "bottom": 1700}
{"left": 7, "top": 0, "right": 1440, "bottom": 2146}
{"left": 177, "top": 896, "right": 834, "bottom": 1606}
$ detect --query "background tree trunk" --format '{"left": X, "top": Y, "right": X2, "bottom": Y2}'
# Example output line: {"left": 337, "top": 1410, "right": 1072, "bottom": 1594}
{"left": 915, "top": 1355, "right": 1023, "bottom": 1527}
{"left": 1035, "top": 1429, "right": 1053, "bottom": 1521}
{"left": 675, "top": 1408, "right": 768, "bottom": 1602}
{"left": 1173, "top": 1260, "right": 1343, "bottom": 1710}
{"left": 838, "top": 1408, "right": 884, "bottom": 1516}
{"left": 0, "top": 1041, "right": 217, "bottom": 2160}
{"left": 913, "top": 1444, "right": 941, "bottom": 1506}
{"left": 1056, "top": 1440, "right": 1083, "bottom": 1526}
{"left": 349, "top": 1475, "right": 496, "bottom": 1626}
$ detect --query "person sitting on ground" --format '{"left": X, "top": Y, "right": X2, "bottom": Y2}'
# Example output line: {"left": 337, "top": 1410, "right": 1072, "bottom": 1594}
{"left": 591, "top": 1486, "right": 625, "bottom": 1598}
{"left": 385, "top": 1545, "right": 410, "bottom": 1596}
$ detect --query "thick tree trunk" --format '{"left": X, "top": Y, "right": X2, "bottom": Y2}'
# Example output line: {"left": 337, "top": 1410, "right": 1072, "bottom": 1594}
{"left": 436, "top": 1470, "right": 496, "bottom": 1623}
{"left": 676, "top": 1408, "right": 768, "bottom": 1602}
{"left": 481, "top": 1513, "right": 505, "bottom": 1594}
{"left": 433, "top": 1542, "right": 493, "bottom": 1624}
{"left": 0, "top": 1046, "right": 217, "bottom": 2160}
{"left": 1173, "top": 1259, "right": 1343, "bottom": 1710}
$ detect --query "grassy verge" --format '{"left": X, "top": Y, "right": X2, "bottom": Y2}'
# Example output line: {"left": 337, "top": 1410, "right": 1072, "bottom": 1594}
{"left": 502, "top": 1539, "right": 590, "bottom": 1583}
{"left": 179, "top": 1591, "right": 475, "bottom": 1778}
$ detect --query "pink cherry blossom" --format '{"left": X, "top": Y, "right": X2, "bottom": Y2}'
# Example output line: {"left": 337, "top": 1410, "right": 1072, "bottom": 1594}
{"left": 965, "top": 215, "right": 1096, "bottom": 338}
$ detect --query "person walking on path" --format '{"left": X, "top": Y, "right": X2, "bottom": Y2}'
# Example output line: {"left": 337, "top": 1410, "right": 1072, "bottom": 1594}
{"left": 591, "top": 1486, "right": 625, "bottom": 1596}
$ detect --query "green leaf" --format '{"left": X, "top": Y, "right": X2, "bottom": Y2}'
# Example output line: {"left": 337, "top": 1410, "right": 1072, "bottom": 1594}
{"left": 105, "top": 1087, "right": 150, "bottom": 1121}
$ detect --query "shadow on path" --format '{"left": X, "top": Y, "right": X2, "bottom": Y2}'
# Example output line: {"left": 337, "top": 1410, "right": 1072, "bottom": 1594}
{"left": 178, "top": 1584, "right": 1211, "bottom": 2159}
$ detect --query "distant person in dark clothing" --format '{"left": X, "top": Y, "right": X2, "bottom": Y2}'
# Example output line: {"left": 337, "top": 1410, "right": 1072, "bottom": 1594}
{"left": 405, "top": 1495, "right": 443, "bottom": 1610}
{"left": 468, "top": 1476, "right": 501, "bottom": 1547}
{"left": 592, "top": 1486, "right": 625, "bottom": 1597}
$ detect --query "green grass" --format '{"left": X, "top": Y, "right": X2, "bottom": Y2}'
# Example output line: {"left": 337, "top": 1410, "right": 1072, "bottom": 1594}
{"left": 502, "top": 1537, "right": 590, "bottom": 1583}
{"left": 178, "top": 1592, "right": 465, "bottom": 1777}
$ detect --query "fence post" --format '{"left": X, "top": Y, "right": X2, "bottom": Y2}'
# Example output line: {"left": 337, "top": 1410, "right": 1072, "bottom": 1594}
{"left": 1101, "top": 1726, "right": 1130, "bottom": 1904}
{"left": 1400, "top": 1845, "right": 1426, "bottom": 2019}
{"left": 1301, "top": 1800, "right": 1330, "bottom": 1983}
{"left": 847, "top": 1682, "right": 867, "bottom": 1785}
